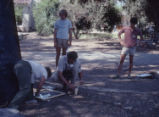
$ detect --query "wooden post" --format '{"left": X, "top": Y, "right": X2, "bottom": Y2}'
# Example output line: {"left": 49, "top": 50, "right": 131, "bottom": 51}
{"left": 0, "top": 0, "right": 21, "bottom": 106}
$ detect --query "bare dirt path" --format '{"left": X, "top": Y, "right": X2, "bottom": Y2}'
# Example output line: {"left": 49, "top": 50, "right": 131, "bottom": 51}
{"left": 20, "top": 32, "right": 159, "bottom": 117}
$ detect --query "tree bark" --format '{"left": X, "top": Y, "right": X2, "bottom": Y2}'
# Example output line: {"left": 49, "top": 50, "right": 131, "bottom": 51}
{"left": 0, "top": 0, "right": 21, "bottom": 106}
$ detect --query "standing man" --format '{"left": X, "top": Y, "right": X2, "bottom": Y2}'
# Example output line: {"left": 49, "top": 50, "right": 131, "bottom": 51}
{"left": 54, "top": 9, "right": 72, "bottom": 67}
{"left": 117, "top": 17, "right": 143, "bottom": 78}
{"left": 52, "top": 51, "right": 82, "bottom": 93}
{"left": 8, "top": 60, "right": 51, "bottom": 109}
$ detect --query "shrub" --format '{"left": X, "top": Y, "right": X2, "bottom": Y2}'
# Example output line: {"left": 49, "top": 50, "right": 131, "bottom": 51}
{"left": 33, "top": 0, "right": 59, "bottom": 36}
{"left": 14, "top": 5, "right": 23, "bottom": 25}
{"left": 99, "top": 5, "right": 121, "bottom": 32}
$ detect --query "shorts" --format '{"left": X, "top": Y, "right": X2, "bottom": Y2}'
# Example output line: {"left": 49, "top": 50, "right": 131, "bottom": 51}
{"left": 14, "top": 60, "right": 32, "bottom": 89}
{"left": 121, "top": 47, "right": 136, "bottom": 56}
{"left": 57, "top": 39, "right": 68, "bottom": 48}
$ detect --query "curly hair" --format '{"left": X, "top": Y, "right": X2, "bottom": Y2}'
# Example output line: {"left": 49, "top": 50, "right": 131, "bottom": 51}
{"left": 130, "top": 17, "right": 138, "bottom": 25}
{"left": 59, "top": 9, "right": 68, "bottom": 17}
{"left": 67, "top": 51, "right": 78, "bottom": 61}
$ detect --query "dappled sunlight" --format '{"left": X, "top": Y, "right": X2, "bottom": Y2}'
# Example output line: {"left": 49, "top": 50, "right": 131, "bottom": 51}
{"left": 83, "top": 82, "right": 105, "bottom": 87}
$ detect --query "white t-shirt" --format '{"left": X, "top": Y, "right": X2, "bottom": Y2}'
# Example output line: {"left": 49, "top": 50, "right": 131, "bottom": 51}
{"left": 54, "top": 19, "right": 72, "bottom": 40}
{"left": 27, "top": 61, "right": 48, "bottom": 84}
{"left": 52, "top": 56, "right": 81, "bottom": 81}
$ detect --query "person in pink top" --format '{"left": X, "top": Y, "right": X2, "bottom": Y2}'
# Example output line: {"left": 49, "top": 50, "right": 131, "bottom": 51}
{"left": 117, "top": 17, "right": 143, "bottom": 78}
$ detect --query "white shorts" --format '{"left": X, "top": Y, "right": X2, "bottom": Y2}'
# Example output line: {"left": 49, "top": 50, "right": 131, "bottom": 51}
{"left": 121, "top": 47, "right": 136, "bottom": 55}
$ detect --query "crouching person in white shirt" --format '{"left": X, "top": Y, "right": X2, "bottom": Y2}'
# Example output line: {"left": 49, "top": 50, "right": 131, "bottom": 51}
{"left": 8, "top": 60, "right": 51, "bottom": 109}
{"left": 53, "top": 51, "right": 82, "bottom": 93}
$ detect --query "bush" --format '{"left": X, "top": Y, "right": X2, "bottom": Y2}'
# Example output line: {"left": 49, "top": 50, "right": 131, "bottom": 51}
{"left": 99, "top": 5, "right": 121, "bottom": 32}
{"left": 14, "top": 5, "right": 23, "bottom": 25}
{"left": 33, "top": 0, "right": 59, "bottom": 36}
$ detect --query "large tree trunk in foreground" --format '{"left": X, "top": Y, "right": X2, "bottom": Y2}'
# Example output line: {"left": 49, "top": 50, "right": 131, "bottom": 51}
{"left": 0, "top": 0, "right": 21, "bottom": 106}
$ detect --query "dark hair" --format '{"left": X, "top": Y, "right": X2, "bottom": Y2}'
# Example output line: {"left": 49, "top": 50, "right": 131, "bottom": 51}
{"left": 67, "top": 51, "right": 78, "bottom": 61}
{"left": 59, "top": 9, "right": 68, "bottom": 17}
{"left": 130, "top": 17, "right": 138, "bottom": 25}
{"left": 45, "top": 67, "right": 51, "bottom": 78}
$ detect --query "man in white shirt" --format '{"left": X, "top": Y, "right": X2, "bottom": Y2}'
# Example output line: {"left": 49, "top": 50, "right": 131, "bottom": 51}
{"left": 53, "top": 51, "right": 82, "bottom": 93}
{"left": 8, "top": 60, "right": 51, "bottom": 109}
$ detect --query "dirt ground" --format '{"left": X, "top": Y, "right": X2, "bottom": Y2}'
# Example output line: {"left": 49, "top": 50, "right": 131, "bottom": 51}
{"left": 19, "top": 32, "right": 159, "bottom": 117}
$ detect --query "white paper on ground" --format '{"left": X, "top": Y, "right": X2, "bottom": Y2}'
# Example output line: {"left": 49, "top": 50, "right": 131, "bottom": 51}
{"left": 137, "top": 73, "right": 152, "bottom": 78}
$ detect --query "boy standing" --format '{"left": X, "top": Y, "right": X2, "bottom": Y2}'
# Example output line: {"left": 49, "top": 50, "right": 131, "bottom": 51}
{"left": 117, "top": 17, "right": 143, "bottom": 78}
{"left": 54, "top": 9, "right": 72, "bottom": 67}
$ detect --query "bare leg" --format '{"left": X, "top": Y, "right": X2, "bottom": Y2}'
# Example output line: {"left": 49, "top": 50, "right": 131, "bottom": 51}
{"left": 56, "top": 47, "right": 61, "bottom": 67}
{"left": 62, "top": 47, "right": 67, "bottom": 56}
{"left": 128, "top": 55, "right": 134, "bottom": 78}
{"left": 117, "top": 54, "right": 126, "bottom": 77}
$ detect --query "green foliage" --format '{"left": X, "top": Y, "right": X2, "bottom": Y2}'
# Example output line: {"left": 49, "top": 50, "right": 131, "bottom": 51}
{"left": 97, "top": 5, "right": 121, "bottom": 32}
{"left": 33, "top": 0, "right": 59, "bottom": 36}
{"left": 120, "top": 0, "right": 149, "bottom": 30}
{"left": 75, "top": 17, "right": 92, "bottom": 30}
{"left": 14, "top": 5, "right": 23, "bottom": 25}
{"left": 60, "top": 0, "right": 121, "bottom": 39}
{"left": 145, "top": 0, "right": 159, "bottom": 31}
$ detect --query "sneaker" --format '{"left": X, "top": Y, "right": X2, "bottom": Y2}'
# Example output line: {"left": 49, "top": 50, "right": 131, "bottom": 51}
{"left": 115, "top": 74, "right": 120, "bottom": 78}
{"left": 128, "top": 74, "right": 131, "bottom": 79}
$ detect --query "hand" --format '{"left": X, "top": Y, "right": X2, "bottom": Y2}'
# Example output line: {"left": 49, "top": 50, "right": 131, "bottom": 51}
{"left": 68, "top": 83, "right": 75, "bottom": 90}
{"left": 68, "top": 41, "right": 72, "bottom": 46}
{"left": 120, "top": 41, "right": 124, "bottom": 46}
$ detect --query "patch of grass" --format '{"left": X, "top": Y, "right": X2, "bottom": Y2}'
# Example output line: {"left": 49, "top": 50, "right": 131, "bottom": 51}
{"left": 78, "top": 31, "right": 118, "bottom": 40}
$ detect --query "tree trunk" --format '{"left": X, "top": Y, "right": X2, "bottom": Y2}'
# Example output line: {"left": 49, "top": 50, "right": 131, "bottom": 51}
{"left": 0, "top": 0, "right": 21, "bottom": 106}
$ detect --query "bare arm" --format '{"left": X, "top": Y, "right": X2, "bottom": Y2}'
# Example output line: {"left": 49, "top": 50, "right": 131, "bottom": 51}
{"left": 36, "top": 77, "right": 45, "bottom": 95}
{"left": 78, "top": 72, "right": 84, "bottom": 85}
{"left": 78, "top": 72, "right": 82, "bottom": 80}
{"left": 118, "top": 28, "right": 124, "bottom": 45}
{"left": 58, "top": 71, "right": 75, "bottom": 89}
{"left": 54, "top": 29, "right": 57, "bottom": 47}
{"left": 68, "top": 28, "right": 72, "bottom": 46}
{"left": 118, "top": 28, "right": 124, "bottom": 40}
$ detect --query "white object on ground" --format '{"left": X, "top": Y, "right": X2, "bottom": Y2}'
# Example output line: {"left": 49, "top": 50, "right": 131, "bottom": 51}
{"left": 42, "top": 86, "right": 54, "bottom": 91}
{"left": 38, "top": 94, "right": 51, "bottom": 100}
{"left": 136, "top": 73, "right": 152, "bottom": 78}
{"left": 74, "top": 87, "right": 79, "bottom": 95}
{"left": 0, "top": 108, "right": 24, "bottom": 117}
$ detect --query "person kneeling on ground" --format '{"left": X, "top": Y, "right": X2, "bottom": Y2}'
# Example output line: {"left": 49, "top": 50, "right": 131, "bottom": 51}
{"left": 52, "top": 51, "right": 82, "bottom": 93}
{"left": 8, "top": 60, "right": 52, "bottom": 109}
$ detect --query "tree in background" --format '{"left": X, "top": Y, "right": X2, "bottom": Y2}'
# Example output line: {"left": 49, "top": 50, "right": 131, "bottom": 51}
{"left": 145, "top": 0, "right": 159, "bottom": 31}
{"left": 0, "top": 0, "right": 21, "bottom": 106}
{"left": 14, "top": 4, "right": 23, "bottom": 25}
{"left": 33, "top": 0, "right": 59, "bottom": 36}
{"left": 119, "top": 0, "right": 147, "bottom": 28}
{"left": 119, "top": 0, "right": 159, "bottom": 42}
{"left": 60, "top": 0, "right": 121, "bottom": 39}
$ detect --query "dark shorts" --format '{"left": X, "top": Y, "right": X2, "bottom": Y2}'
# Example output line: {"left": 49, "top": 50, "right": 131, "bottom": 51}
{"left": 57, "top": 39, "right": 68, "bottom": 48}
{"left": 14, "top": 60, "right": 32, "bottom": 89}
{"left": 8, "top": 60, "right": 33, "bottom": 108}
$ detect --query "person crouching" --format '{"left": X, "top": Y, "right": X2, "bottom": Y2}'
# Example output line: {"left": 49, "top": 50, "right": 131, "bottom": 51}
{"left": 53, "top": 51, "right": 82, "bottom": 94}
